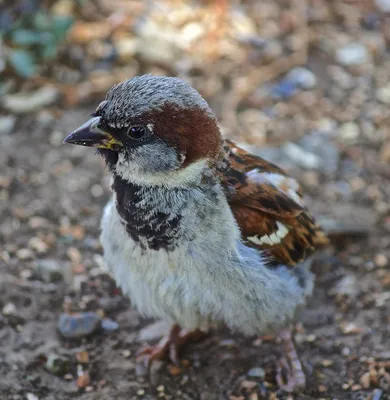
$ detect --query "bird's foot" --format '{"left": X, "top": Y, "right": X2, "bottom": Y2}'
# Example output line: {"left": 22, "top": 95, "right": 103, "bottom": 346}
{"left": 137, "top": 324, "right": 206, "bottom": 368}
{"left": 276, "top": 329, "right": 306, "bottom": 393}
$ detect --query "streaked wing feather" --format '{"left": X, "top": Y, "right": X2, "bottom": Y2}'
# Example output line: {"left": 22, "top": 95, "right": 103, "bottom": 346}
{"left": 216, "top": 140, "right": 328, "bottom": 267}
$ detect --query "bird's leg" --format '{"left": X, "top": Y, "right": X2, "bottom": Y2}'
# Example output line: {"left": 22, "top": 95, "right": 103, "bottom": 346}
{"left": 276, "top": 329, "right": 306, "bottom": 392}
{"left": 137, "top": 324, "right": 206, "bottom": 367}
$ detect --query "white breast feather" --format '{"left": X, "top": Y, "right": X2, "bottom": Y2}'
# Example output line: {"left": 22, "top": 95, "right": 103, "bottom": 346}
{"left": 100, "top": 191, "right": 313, "bottom": 335}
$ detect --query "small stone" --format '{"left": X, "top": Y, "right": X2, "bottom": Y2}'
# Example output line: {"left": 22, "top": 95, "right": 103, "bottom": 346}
{"left": 376, "top": 0, "right": 390, "bottom": 12}
{"left": 58, "top": 312, "right": 101, "bottom": 339}
{"left": 91, "top": 184, "right": 104, "bottom": 197}
{"left": 45, "top": 353, "right": 71, "bottom": 376}
{"left": 315, "top": 118, "right": 337, "bottom": 135}
{"left": 26, "top": 394, "right": 39, "bottom": 400}
{"left": 16, "top": 248, "right": 34, "bottom": 260}
{"left": 261, "top": 40, "right": 283, "bottom": 62}
{"left": 219, "top": 339, "right": 237, "bottom": 348}
{"left": 321, "top": 359, "right": 334, "bottom": 367}
{"left": 2, "top": 302, "right": 17, "bottom": 316}
{"left": 168, "top": 365, "right": 183, "bottom": 376}
{"left": 35, "top": 259, "right": 72, "bottom": 283}
{"left": 77, "top": 371, "right": 90, "bottom": 388}
{"left": 101, "top": 318, "right": 119, "bottom": 332}
{"left": 28, "top": 237, "right": 49, "bottom": 254}
{"left": 285, "top": 67, "right": 317, "bottom": 89}
{"left": 360, "top": 372, "right": 371, "bottom": 388}
{"left": 376, "top": 85, "right": 390, "bottom": 104}
{"left": 29, "top": 217, "right": 50, "bottom": 229}
{"left": 336, "top": 43, "right": 369, "bottom": 66}
{"left": 0, "top": 115, "right": 16, "bottom": 136}
{"left": 329, "top": 275, "right": 359, "bottom": 298}
{"left": 76, "top": 351, "right": 89, "bottom": 364}
{"left": 375, "top": 254, "right": 388, "bottom": 267}
{"left": 2, "top": 86, "right": 59, "bottom": 114}
{"left": 339, "top": 122, "right": 360, "bottom": 142}
{"left": 340, "top": 322, "right": 363, "bottom": 334}
{"left": 137, "top": 389, "right": 145, "bottom": 396}
{"left": 122, "top": 350, "right": 131, "bottom": 358}
{"left": 282, "top": 142, "right": 321, "bottom": 170}
{"left": 116, "top": 37, "right": 138, "bottom": 61}
{"left": 271, "top": 80, "right": 298, "bottom": 100}
{"left": 307, "top": 334, "right": 316, "bottom": 342}
{"left": 247, "top": 367, "right": 266, "bottom": 379}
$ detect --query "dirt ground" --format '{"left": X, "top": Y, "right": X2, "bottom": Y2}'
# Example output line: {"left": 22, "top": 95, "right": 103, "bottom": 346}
{"left": 0, "top": 106, "right": 389, "bottom": 400}
{"left": 2, "top": 1, "right": 390, "bottom": 399}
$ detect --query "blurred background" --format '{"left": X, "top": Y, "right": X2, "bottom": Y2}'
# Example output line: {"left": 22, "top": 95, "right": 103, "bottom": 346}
{"left": 1, "top": 1, "right": 390, "bottom": 399}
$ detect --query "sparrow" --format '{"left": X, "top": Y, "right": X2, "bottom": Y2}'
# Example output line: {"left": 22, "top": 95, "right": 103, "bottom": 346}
{"left": 63, "top": 74, "right": 328, "bottom": 392}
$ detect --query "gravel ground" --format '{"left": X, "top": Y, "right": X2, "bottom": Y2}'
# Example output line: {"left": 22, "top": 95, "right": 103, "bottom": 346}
{"left": 1, "top": 1, "right": 390, "bottom": 399}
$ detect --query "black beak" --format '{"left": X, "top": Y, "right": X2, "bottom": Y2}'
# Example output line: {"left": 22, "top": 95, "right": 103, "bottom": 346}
{"left": 63, "top": 116, "right": 122, "bottom": 149}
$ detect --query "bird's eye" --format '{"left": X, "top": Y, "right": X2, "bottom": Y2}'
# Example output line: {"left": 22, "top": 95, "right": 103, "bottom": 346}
{"left": 128, "top": 126, "right": 146, "bottom": 140}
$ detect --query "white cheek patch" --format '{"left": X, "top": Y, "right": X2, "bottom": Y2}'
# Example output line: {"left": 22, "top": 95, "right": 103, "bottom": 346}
{"left": 245, "top": 169, "right": 303, "bottom": 207}
{"left": 248, "top": 221, "right": 289, "bottom": 246}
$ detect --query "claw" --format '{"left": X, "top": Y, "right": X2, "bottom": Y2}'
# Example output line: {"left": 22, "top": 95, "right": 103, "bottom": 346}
{"left": 136, "top": 324, "right": 206, "bottom": 369}
{"left": 275, "top": 329, "right": 306, "bottom": 392}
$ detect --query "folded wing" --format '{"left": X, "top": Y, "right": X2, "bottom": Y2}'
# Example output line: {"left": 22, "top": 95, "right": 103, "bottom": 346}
{"left": 216, "top": 140, "right": 329, "bottom": 266}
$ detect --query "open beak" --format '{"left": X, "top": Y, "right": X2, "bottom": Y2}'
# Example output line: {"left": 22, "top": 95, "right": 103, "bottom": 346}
{"left": 63, "top": 116, "right": 122, "bottom": 150}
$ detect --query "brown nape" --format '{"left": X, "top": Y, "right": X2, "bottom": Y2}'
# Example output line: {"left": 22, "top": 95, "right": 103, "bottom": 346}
{"left": 150, "top": 104, "right": 222, "bottom": 167}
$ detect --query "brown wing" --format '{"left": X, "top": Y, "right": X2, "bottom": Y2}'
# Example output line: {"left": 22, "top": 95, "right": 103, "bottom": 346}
{"left": 215, "top": 140, "right": 329, "bottom": 267}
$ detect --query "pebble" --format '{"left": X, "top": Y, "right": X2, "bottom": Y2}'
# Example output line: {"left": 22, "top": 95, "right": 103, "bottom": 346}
{"left": 0, "top": 115, "right": 16, "bottom": 136}
{"left": 376, "top": 85, "right": 390, "bottom": 104}
{"left": 261, "top": 40, "right": 283, "bottom": 62}
{"left": 315, "top": 118, "right": 337, "bottom": 135}
{"left": 281, "top": 142, "right": 321, "bottom": 170}
{"left": 57, "top": 312, "right": 101, "bottom": 339}
{"left": 375, "top": 254, "right": 388, "bottom": 267}
{"left": 339, "top": 122, "right": 360, "bottom": 142}
{"left": 2, "top": 86, "right": 59, "bottom": 114}
{"left": 335, "top": 43, "right": 369, "bottom": 66}
{"left": 376, "top": 0, "right": 390, "bottom": 12}
{"left": 270, "top": 80, "right": 298, "bottom": 100}
{"left": 2, "top": 302, "right": 17, "bottom": 316}
{"left": 35, "top": 259, "right": 72, "bottom": 283}
{"left": 247, "top": 367, "right": 266, "bottom": 379}
{"left": 45, "top": 353, "right": 71, "bottom": 376}
{"left": 329, "top": 275, "right": 359, "bottom": 298}
{"left": 285, "top": 67, "right": 317, "bottom": 89}
{"left": 116, "top": 37, "right": 138, "bottom": 61}
{"left": 16, "top": 248, "right": 34, "bottom": 260}
{"left": 28, "top": 237, "right": 49, "bottom": 254}
{"left": 76, "top": 371, "right": 91, "bottom": 388}
{"left": 26, "top": 394, "right": 39, "bottom": 400}
{"left": 297, "top": 132, "right": 340, "bottom": 174}
{"left": 76, "top": 351, "right": 89, "bottom": 364}
{"left": 101, "top": 318, "right": 119, "bottom": 332}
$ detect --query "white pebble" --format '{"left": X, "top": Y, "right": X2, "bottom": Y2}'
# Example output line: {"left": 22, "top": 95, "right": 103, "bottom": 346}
{"left": 336, "top": 43, "right": 369, "bottom": 66}
{"left": 376, "top": 84, "right": 390, "bottom": 104}
{"left": 286, "top": 67, "right": 317, "bottom": 89}
{"left": 339, "top": 122, "right": 360, "bottom": 142}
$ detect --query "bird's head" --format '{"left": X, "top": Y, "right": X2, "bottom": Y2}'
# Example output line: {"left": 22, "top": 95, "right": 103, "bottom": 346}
{"left": 63, "top": 75, "right": 222, "bottom": 187}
